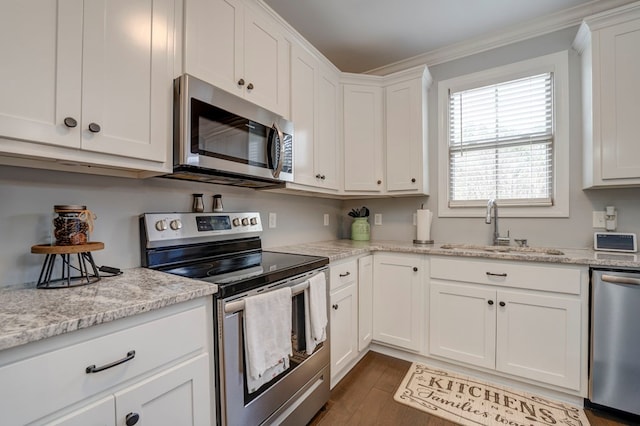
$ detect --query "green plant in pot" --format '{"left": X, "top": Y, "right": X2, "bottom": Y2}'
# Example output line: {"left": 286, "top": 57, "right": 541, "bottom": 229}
{"left": 348, "top": 207, "right": 370, "bottom": 241}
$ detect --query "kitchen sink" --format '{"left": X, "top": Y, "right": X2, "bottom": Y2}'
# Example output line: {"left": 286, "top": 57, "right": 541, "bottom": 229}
{"left": 439, "top": 243, "right": 564, "bottom": 256}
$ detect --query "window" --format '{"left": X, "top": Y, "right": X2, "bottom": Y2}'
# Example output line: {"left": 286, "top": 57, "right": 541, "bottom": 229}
{"left": 438, "top": 51, "right": 569, "bottom": 218}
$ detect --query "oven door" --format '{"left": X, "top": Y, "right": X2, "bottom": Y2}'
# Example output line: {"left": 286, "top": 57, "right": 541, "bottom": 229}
{"left": 175, "top": 74, "right": 293, "bottom": 182}
{"left": 216, "top": 269, "right": 330, "bottom": 426}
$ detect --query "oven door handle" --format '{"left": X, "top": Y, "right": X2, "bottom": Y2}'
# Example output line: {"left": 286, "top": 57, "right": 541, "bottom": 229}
{"left": 224, "top": 280, "right": 309, "bottom": 314}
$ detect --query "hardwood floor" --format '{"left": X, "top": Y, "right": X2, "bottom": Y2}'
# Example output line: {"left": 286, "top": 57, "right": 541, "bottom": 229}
{"left": 308, "top": 351, "right": 633, "bottom": 426}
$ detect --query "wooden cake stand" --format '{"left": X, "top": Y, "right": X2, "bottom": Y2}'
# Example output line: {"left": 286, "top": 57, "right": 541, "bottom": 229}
{"left": 31, "top": 242, "right": 104, "bottom": 289}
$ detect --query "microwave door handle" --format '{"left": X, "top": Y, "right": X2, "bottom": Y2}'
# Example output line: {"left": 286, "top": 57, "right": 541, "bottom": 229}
{"left": 271, "top": 122, "right": 285, "bottom": 178}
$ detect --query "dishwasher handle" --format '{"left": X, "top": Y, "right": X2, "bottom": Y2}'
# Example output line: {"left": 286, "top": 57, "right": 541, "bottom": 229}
{"left": 601, "top": 274, "right": 640, "bottom": 286}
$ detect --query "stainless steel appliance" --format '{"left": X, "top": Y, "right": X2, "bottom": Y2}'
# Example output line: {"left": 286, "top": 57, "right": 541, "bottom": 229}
{"left": 140, "top": 212, "right": 330, "bottom": 426}
{"left": 168, "top": 74, "right": 293, "bottom": 188}
{"left": 588, "top": 268, "right": 640, "bottom": 418}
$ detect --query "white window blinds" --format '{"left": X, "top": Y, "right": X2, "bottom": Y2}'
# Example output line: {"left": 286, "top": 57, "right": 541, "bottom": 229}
{"left": 448, "top": 73, "right": 553, "bottom": 206}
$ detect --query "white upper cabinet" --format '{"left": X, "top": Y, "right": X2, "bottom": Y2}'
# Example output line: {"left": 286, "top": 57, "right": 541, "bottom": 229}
{"left": 290, "top": 43, "right": 340, "bottom": 191}
{"left": 184, "top": 0, "right": 289, "bottom": 116}
{"left": 574, "top": 3, "right": 640, "bottom": 188}
{"left": 341, "top": 66, "right": 430, "bottom": 196}
{"left": 342, "top": 79, "right": 385, "bottom": 192}
{"left": 384, "top": 67, "right": 431, "bottom": 194}
{"left": 0, "top": 0, "right": 176, "bottom": 173}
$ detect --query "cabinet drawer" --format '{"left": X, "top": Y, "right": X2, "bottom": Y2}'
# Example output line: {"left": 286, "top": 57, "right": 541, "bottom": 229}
{"left": 430, "top": 257, "right": 581, "bottom": 295}
{"left": 330, "top": 259, "right": 357, "bottom": 290}
{"left": 0, "top": 304, "right": 208, "bottom": 425}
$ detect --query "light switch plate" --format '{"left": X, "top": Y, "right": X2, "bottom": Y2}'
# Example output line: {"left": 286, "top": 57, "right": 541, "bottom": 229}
{"left": 593, "top": 211, "right": 605, "bottom": 228}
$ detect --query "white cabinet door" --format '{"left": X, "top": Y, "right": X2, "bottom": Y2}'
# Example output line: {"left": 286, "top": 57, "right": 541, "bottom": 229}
{"left": 184, "top": 0, "right": 287, "bottom": 115}
{"left": 429, "top": 281, "right": 496, "bottom": 369}
{"left": 357, "top": 255, "right": 373, "bottom": 351}
{"left": 343, "top": 84, "right": 384, "bottom": 192}
{"left": 47, "top": 397, "right": 115, "bottom": 426}
{"left": 330, "top": 282, "right": 357, "bottom": 381}
{"left": 290, "top": 44, "right": 318, "bottom": 187}
{"left": 385, "top": 77, "right": 427, "bottom": 193}
{"left": 81, "top": 0, "right": 173, "bottom": 162}
{"left": 115, "top": 354, "right": 212, "bottom": 426}
{"left": 372, "top": 254, "right": 423, "bottom": 352}
{"left": 184, "top": 0, "right": 243, "bottom": 97}
{"left": 0, "top": 0, "right": 82, "bottom": 149}
{"left": 316, "top": 66, "right": 340, "bottom": 190}
{"left": 598, "top": 17, "right": 640, "bottom": 181}
{"left": 242, "top": 8, "right": 288, "bottom": 115}
{"left": 496, "top": 290, "right": 581, "bottom": 390}
{"left": 0, "top": 0, "right": 174, "bottom": 169}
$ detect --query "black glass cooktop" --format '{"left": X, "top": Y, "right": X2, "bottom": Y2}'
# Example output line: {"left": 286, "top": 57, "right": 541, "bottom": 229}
{"left": 162, "top": 251, "right": 328, "bottom": 298}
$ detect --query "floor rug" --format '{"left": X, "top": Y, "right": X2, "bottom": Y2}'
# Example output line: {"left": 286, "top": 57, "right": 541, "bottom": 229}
{"left": 394, "top": 363, "right": 590, "bottom": 426}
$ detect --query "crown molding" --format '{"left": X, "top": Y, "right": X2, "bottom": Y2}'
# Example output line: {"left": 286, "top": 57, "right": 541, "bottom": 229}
{"left": 366, "top": 0, "right": 638, "bottom": 76}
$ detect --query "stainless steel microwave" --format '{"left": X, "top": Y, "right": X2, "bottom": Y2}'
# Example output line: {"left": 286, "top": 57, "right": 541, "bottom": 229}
{"left": 167, "top": 74, "right": 293, "bottom": 188}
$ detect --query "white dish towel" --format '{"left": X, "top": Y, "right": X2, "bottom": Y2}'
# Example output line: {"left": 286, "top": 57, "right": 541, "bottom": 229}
{"left": 304, "top": 271, "right": 328, "bottom": 355}
{"left": 243, "top": 287, "right": 292, "bottom": 393}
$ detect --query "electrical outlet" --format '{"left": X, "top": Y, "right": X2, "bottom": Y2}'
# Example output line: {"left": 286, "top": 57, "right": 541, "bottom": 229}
{"left": 593, "top": 211, "right": 605, "bottom": 228}
{"left": 374, "top": 213, "right": 382, "bottom": 225}
{"left": 413, "top": 213, "right": 417, "bottom": 226}
{"left": 269, "top": 212, "right": 277, "bottom": 228}
{"left": 323, "top": 213, "right": 329, "bottom": 226}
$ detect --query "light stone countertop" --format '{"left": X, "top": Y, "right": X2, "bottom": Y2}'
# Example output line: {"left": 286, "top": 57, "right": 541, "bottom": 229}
{"left": 3, "top": 239, "right": 637, "bottom": 353}
{"left": 268, "top": 239, "right": 640, "bottom": 268}
{"left": 0, "top": 268, "right": 217, "bottom": 351}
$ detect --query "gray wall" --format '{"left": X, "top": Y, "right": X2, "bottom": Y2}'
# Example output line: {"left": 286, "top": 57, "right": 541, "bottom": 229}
{"left": 0, "top": 165, "right": 341, "bottom": 287}
{"left": 343, "top": 27, "right": 640, "bottom": 248}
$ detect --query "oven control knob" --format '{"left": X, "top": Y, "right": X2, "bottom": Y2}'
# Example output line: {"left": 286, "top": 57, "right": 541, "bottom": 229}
{"left": 155, "top": 219, "right": 168, "bottom": 231}
{"left": 241, "top": 218, "right": 249, "bottom": 226}
{"left": 250, "top": 217, "right": 258, "bottom": 226}
{"left": 232, "top": 218, "right": 240, "bottom": 227}
{"left": 169, "top": 219, "right": 182, "bottom": 230}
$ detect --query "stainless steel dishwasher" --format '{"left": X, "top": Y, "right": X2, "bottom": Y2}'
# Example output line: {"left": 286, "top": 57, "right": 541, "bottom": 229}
{"left": 588, "top": 268, "right": 640, "bottom": 417}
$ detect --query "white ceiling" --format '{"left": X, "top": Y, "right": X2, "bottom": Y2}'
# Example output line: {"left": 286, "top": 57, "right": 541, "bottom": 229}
{"left": 262, "top": 0, "right": 621, "bottom": 73}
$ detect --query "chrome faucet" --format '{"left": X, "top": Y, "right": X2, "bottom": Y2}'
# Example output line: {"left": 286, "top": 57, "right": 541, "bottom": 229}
{"left": 486, "top": 199, "right": 510, "bottom": 246}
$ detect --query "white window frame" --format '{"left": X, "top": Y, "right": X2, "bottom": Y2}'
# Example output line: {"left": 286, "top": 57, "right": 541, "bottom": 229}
{"left": 437, "top": 51, "right": 569, "bottom": 218}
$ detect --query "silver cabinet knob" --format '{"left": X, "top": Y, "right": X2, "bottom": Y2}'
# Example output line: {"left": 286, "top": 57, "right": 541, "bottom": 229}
{"left": 88, "top": 122, "right": 101, "bottom": 133}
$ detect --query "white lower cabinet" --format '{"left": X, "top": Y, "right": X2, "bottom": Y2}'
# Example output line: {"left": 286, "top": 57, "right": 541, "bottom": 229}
{"left": 329, "top": 259, "right": 358, "bottom": 387}
{"left": 357, "top": 255, "right": 373, "bottom": 351}
{"left": 429, "top": 257, "right": 585, "bottom": 391}
{"left": 372, "top": 253, "right": 424, "bottom": 352}
{"left": 0, "top": 299, "right": 214, "bottom": 426}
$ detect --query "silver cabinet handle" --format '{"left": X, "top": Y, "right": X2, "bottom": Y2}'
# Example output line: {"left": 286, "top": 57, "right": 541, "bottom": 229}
{"left": 601, "top": 274, "right": 640, "bottom": 286}
{"left": 486, "top": 272, "right": 507, "bottom": 277}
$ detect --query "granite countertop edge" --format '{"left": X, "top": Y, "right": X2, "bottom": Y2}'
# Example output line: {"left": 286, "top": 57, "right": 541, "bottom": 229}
{"left": 268, "top": 239, "right": 640, "bottom": 268}
{"left": 0, "top": 268, "right": 217, "bottom": 352}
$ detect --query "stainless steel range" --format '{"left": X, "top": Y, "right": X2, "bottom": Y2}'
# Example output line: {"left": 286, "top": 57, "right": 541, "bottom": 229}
{"left": 140, "top": 212, "right": 330, "bottom": 426}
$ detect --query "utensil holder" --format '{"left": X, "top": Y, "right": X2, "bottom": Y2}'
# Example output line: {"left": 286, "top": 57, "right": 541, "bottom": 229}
{"left": 351, "top": 218, "right": 370, "bottom": 241}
